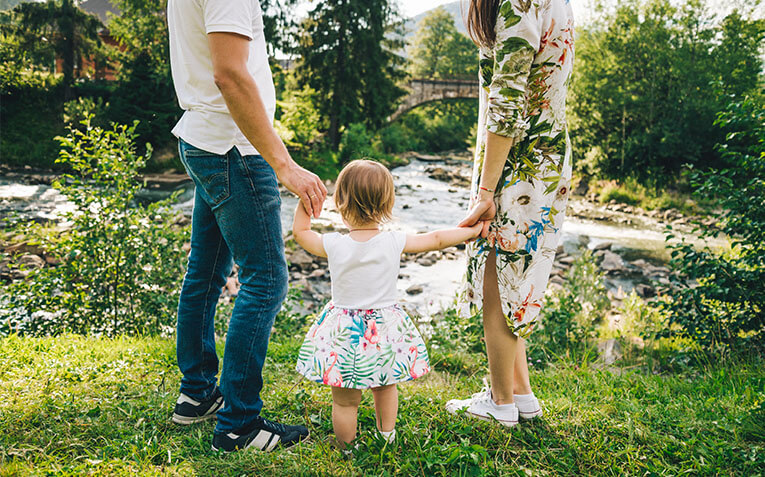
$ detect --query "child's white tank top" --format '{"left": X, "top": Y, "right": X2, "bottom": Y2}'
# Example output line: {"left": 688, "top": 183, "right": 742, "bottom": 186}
{"left": 322, "top": 231, "right": 407, "bottom": 309}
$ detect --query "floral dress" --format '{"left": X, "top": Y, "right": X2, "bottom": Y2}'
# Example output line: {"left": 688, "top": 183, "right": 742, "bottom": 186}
{"left": 458, "top": 0, "right": 575, "bottom": 338}
{"left": 296, "top": 232, "right": 430, "bottom": 389}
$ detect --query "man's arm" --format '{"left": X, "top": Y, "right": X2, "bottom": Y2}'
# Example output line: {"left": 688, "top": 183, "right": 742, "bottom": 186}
{"left": 208, "top": 32, "right": 327, "bottom": 217}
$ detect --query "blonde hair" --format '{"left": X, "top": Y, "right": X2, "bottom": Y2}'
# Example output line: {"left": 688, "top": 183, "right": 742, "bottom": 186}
{"left": 334, "top": 159, "right": 395, "bottom": 226}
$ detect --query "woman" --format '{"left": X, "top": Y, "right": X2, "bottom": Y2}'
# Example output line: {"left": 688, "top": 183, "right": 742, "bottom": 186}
{"left": 447, "top": 0, "right": 575, "bottom": 426}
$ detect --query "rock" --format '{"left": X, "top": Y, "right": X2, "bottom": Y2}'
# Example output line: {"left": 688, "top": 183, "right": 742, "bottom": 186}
{"left": 597, "top": 338, "right": 623, "bottom": 365}
{"left": 288, "top": 249, "right": 314, "bottom": 270}
{"left": 18, "top": 254, "right": 45, "bottom": 269}
{"left": 406, "top": 284, "right": 424, "bottom": 295}
{"left": 592, "top": 241, "right": 613, "bottom": 251}
{"left": 416, "top": 258, "right": 434, "bottom": 267}
{"left": 307, "top": 269, "right": 326, "bottom": 279}
{"left": 599, "top": 250, "right": 625, "bottom": 272}
{"left": 557, "top": 255, "right": 575, "bottom": 265}
{"left": 573, "top": 176, "right": 589, "bottom": 196}
{"left": 578, "top": 234, "right": 591, "bottom": 246}
{"left": 415, "top": 154, "right": 443, "bottom": 162}
{"left": 631, "top": 259, "right": 649, "bottom": 270}
{"left": 635, "top": 283, "right": 655, "bottom": 298}
{"left": 424, "top": 251, "right": 440, "bottom": 261}
{"left": 556, "top": 244, "right": 565, "bottom": 255}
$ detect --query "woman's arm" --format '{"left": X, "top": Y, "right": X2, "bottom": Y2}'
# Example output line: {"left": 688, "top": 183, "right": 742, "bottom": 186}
{"left": 461, "top": 1, "right": 540, "bottom": 234}
{"left": 459, "top": 133, "right": 517, "bottom": 233}
{"left": 292, "top": 204, "right": 327, "bottom": 257}
{"left": 403, "top": 223, "right": 483, "bottom": 254}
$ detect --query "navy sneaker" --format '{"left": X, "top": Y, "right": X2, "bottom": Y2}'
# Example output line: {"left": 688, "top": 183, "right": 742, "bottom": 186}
{"left": 172, "top": 387, "right": 224, "bottom": 425}
{"left": 211, "top": 416, "right": 309, "bottom": 452}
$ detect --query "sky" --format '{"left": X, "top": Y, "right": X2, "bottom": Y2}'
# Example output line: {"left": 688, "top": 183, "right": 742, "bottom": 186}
{"left": 399, "top": 0, "right": 587, "bottom": 20}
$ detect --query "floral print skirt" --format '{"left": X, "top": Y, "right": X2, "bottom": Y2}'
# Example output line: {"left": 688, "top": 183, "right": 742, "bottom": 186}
{"left": 458, "top": 145, "right": 572, "bottom": 339}
{"left": 296, "top": 303, "right": 430, "bottom": 389}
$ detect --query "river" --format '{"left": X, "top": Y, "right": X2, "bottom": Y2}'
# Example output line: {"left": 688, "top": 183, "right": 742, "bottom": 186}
{"left": 0, "top": 158, "right": 717, "bottom": 317}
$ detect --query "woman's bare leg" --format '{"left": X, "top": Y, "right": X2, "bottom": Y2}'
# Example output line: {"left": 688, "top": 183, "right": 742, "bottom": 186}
{"left": 371, "top": 384, "right": 398, "bottom": 432}
{"left": 513, "top": 338, "right": 533, "bottom": 395}
{"left": 331, "top": 387, "right": 362, "bottom": 447}
{"left": 483, "top": 250, "right": 518, "bottom": 404}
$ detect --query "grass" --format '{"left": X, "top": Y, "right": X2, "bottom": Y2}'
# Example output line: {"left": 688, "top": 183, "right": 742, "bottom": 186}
{"left": 588, "top": 178, "right": 710, "bottom": 215}
{"left": 0, "top": 333, "right": 763, "bottom": 476}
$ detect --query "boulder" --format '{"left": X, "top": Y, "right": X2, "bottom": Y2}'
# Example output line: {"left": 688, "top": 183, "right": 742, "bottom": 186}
{"left": 592, "top": 241, "right": 613, "bottom": 251}
{"left": 18, "top": 254, "right": 45, "bottom": 269}
{"left": 288, "top": 249, "right": 314, "bottom": 270}
{"left": 597, "top": 338, "right": 623, "bottom": 365}
{"left": 635, "top": 283, "right": 656, "bottom": 298}
{"left": 599, "top": 250, "right": 625, "bottom": 272}
{"left": 406, "top": 284, "right": 424, "bottom": 295}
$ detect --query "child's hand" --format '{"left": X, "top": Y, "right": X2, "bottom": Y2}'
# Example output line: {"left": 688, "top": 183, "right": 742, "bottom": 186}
{"left": 468, "top": 221, "right": 484, "bottom": 239}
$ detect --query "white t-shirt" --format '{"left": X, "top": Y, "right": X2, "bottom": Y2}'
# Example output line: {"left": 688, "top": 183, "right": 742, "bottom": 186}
{"left": 322, "top": 231, "right": 408, "bottom": 309}
{"left": 167, "top": 0, "right": 276, "bottom": 156}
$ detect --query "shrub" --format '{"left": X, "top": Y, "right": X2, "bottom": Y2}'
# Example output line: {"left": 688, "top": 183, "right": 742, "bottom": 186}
{"left": 660, "top": 96, "right": 765, "bottom": 353}
{"left": 530, "top": 250, "right": 611, "bottom": 364}
{"left": 0, "top": 118, "right": 188, "bottom": 337}
{"left": 0, "top": 74, "right": 65, "bottom": 168}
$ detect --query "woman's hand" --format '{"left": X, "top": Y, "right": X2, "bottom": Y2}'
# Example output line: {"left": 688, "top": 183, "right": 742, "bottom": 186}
{"left": 459, "top": 192, "right": 496, "bottom": 238}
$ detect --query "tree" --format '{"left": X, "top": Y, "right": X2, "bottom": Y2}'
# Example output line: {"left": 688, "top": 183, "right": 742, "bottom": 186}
{"left": 660, "top": 95, "right": 765, "bottom": 351}
{"left": 407, "top": 6, "right": 477, "bottom": 79}
{"left": 570, "top": 0, "right": 764, "bottom": 185}
{"left": 294, "top": 0, "right": 406, "bottom": 151}
{"left": 3, "top": 0, "right": 103, "bottom": 99}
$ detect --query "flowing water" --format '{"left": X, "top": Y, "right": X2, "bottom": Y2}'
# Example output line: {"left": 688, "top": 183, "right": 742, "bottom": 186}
{"left": 0, "top": 160, "right": 718, "bottom": 316}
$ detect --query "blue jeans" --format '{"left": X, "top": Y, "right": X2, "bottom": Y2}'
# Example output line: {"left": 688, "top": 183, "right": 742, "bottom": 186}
{"left": 176, "top": 139, "right": 288, "bottom": 434}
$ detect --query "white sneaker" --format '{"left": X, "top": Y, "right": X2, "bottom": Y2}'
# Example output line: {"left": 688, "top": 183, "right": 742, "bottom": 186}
{"left": 515, "top": 395, "right": 543, "bottom": 420}
{"left": 446, "top": 387, "right": 519, "bottom": 427}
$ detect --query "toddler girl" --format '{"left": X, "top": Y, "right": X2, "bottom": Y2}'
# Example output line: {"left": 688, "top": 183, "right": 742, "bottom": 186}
{"left": 293, "top": 159, "right": 482, "bottom": 448}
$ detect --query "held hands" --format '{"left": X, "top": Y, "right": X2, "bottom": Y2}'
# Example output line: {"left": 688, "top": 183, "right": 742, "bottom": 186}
{"left": 277, "top": 163, "right": 327, "bottom": 218}
{"left": 459, "top": 192, "right": 496, "bottom": 238}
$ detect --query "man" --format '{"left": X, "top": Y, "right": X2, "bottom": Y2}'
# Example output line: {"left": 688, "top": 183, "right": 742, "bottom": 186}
{"left": 166, "top": 0, "right": 327, "bottom": 452}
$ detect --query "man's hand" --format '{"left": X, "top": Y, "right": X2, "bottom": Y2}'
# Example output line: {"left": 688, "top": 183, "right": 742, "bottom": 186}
{"left": 459, "top": 194, "right": 496, "bottom": 238}
{"left": 277, "top": 163, "right": 327, "bottom": 218}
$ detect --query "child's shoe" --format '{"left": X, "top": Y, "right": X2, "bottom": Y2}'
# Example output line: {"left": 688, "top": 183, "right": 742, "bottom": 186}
{"left": 446, "top": 388, "right": 518, "bottom": 427}
{"left": 514, "top": 393, "right": 543, "bottom": 419}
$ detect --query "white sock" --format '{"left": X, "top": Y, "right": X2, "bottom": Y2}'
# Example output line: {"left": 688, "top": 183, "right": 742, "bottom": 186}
{"left": 513, "top": 393, "right": 536, "bottom": 404}
{"left": 379, "top": 429, "right": 396, "bottom": 443}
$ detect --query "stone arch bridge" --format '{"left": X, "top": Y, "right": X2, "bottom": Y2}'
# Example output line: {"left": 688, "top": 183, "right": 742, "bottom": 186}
{"left": 389, "top": 78, "right": 479, "bottom": 122}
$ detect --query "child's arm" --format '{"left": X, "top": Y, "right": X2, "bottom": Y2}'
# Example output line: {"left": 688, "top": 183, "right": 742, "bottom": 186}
{"left": 292, "top": 204, "right": 327, "bottom": 257}
{"left": 403, "top": 222, "right": 483, "bottom": 254}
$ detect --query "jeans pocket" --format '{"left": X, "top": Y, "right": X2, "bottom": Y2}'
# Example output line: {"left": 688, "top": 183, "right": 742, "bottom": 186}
{"left": 180, "top": 143, "right": 230, "bottom": 208}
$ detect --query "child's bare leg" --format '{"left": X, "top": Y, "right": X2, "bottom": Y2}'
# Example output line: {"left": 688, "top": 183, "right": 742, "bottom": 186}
{"left": 332, "top": 387, "right": 362, "bottom": 447}
{"left": 371, "top": 384, "right": 398, "bottom": 432}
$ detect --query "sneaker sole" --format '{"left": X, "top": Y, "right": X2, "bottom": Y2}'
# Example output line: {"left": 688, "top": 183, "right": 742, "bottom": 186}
{"left": 519, "top": 408, "right": 543, "bottom": 420}
{"left": 464, "top": 410, "right": 518, "bottom": 427}
{"left": 172, "top": 412, "right": 219, "bottom": 425}
{"left": 211, "top": 433, "right": 309, "bottom": 453}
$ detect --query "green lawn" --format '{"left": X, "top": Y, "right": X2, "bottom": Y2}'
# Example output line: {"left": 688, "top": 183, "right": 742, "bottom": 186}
{"left": 0, "top": 334, "right": 762, "bottom": 476}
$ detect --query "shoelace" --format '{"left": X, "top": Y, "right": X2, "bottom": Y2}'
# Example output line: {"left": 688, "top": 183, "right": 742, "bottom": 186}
{"left": 470, "top": 377, "right": 493, "bottom": 403}
{"left": 260, "top": 417, "right": 288, "bottom": 434}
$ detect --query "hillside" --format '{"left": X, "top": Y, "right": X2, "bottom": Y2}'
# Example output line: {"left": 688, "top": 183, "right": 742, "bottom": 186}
{"left": 404, "top": 1, "right": 468, "bottom": 38}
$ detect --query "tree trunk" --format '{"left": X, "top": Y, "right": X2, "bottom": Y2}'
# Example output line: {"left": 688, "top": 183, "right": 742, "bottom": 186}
{"left": 61, "top": 0, "right": 76, "bottom": 100}
{"left": 329, "top": 0, "right": 347, "bottom": 151}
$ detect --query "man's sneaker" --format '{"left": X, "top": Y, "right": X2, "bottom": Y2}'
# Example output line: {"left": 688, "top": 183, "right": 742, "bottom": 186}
{"left": 515, "top": 395, "right": 543, "bottom": 420}
{"left": 172, "top": 387, "right": 224, "bottom": 425}
{"left": 211, "top": 417, "right": 309, "bottom": 453}
{"left": 446, "top": 387, "right": 519, "bottom": 427}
